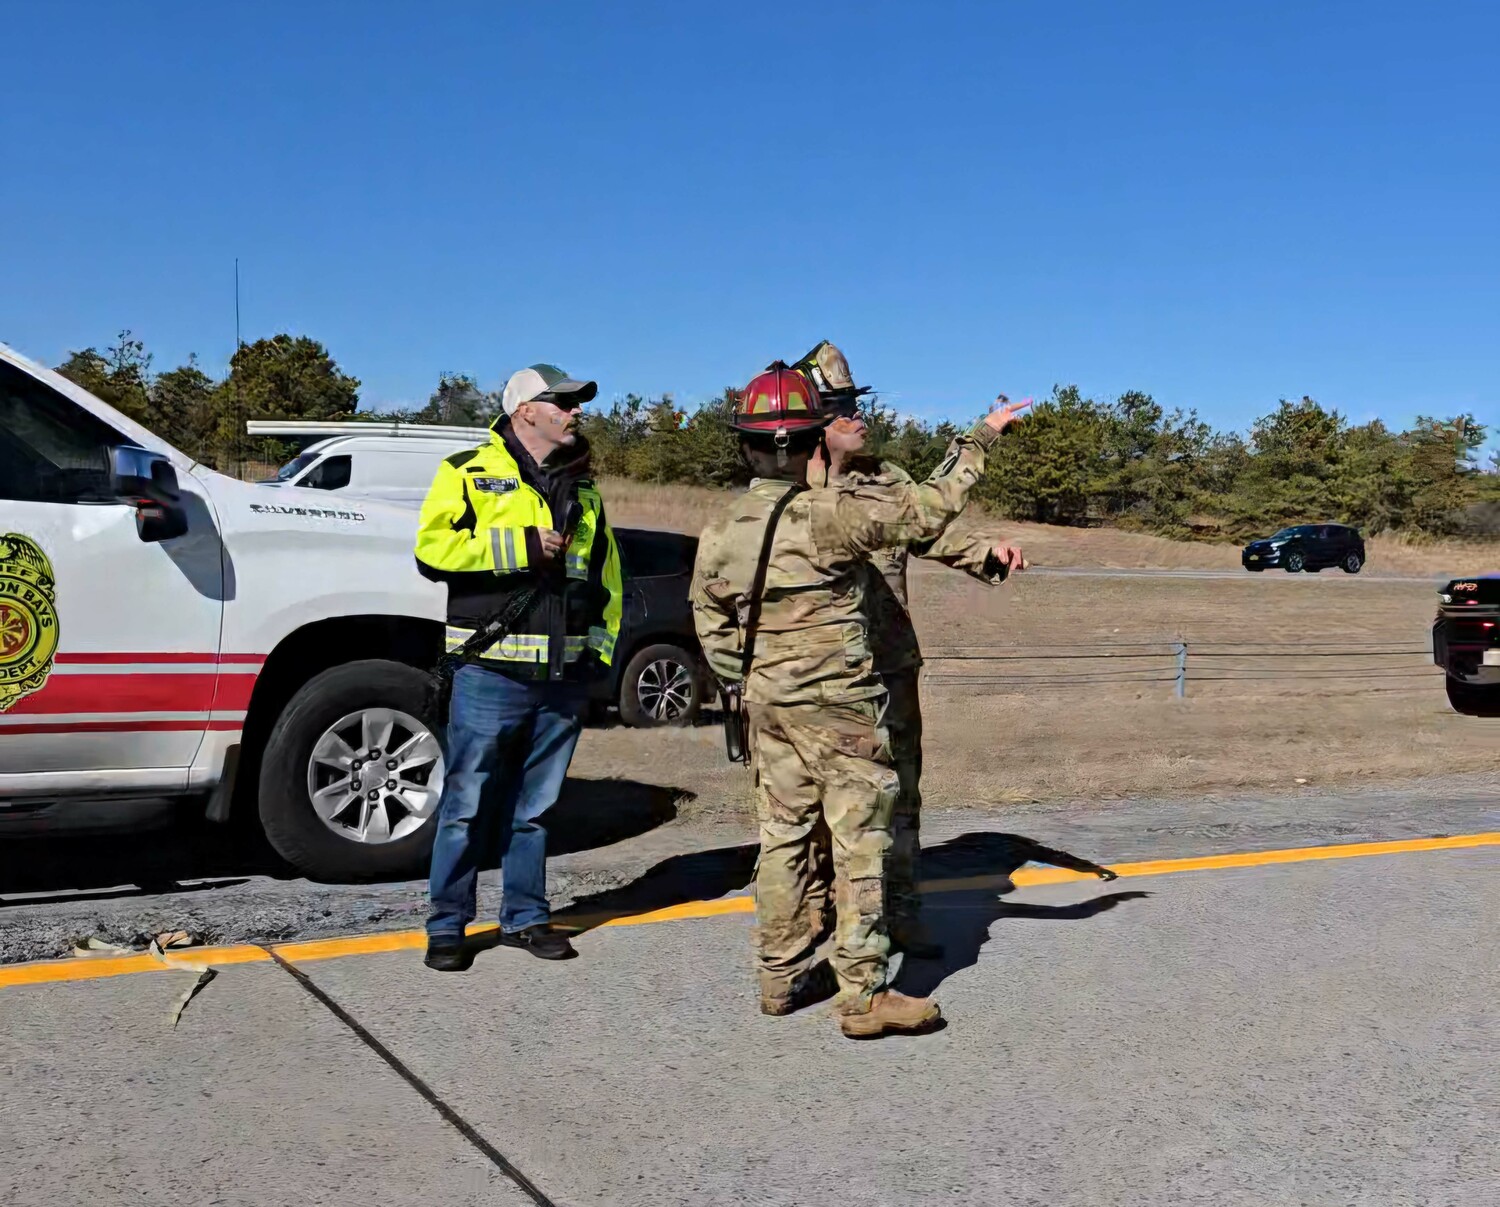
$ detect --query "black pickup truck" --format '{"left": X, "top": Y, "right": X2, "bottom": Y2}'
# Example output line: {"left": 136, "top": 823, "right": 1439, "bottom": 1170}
{"left": 1432, "top": 577, "right": 1500, "bottom": 716}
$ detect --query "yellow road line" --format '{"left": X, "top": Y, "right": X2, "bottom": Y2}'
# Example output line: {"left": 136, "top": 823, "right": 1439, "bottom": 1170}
{"left": 0, "top": 943, "right": 268, "bottom": 989}
{"left": 3, "top": 831, "right": 1495, "bottom": 990}
{"left": 926, "top": 831, "right": 1500, "bottom": 894}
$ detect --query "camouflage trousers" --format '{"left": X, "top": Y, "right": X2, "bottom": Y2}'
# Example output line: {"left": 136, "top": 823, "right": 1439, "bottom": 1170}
{"left": 749, "top": 698, "right": 898, "bottom": 1007}
{"left": 806, "top": 669, "right": 923, "bottom": 931}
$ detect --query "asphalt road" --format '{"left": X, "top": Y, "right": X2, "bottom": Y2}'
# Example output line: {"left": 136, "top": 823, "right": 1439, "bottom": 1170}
{"left": 1, "top": 777, "right": 1493, "bottom": 964}
{"left": 1, "top": 780, "right": 1496, "bottom": 1206}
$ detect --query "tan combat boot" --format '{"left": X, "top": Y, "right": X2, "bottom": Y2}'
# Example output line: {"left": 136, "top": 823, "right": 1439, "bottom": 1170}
{"left": 760, "top": 961, "right": 838, "bottom": 1016}
{"left": 838, "top": 989, "right": 941, "bottom": 1039}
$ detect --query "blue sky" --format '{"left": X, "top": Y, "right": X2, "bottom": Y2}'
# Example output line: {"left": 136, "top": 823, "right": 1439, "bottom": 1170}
{"left": 2, "top": 1, "right": 1496, "bottom": 456}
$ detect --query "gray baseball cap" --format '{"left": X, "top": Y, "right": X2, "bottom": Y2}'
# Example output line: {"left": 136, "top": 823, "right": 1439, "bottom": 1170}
{"left": 501, "top": 363, "right": 598, "bottom": 416}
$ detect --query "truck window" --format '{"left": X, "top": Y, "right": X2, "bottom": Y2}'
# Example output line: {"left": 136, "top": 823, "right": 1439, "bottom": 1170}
{"left": 272, "top": 452, "right": 320, "bottom": 482}
{"left": 618, "top": 532, "right": 695, "bottom": 578}
{"left": 0, "top": 361, "right": 125, "bottom": 504}
{"left": 301, "top": 454, "right": 352, "bottom": 491}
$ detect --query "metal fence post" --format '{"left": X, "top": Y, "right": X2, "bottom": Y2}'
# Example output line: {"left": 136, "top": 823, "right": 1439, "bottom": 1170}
{"left": 1175, "top": 641, "right": 1187, "bottom": 698}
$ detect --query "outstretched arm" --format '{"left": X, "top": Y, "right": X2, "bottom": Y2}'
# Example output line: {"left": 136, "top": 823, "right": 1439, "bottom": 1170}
{"left": 911, "top": 525, "right": 1026, "bottom": 583}
{"left": 818, "top": 396, "right": 1030, "bottom": 560}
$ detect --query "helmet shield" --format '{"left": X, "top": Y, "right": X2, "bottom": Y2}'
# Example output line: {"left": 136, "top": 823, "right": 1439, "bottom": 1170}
{"left": 732, "top": 362, "right": 828, "bottom": 435}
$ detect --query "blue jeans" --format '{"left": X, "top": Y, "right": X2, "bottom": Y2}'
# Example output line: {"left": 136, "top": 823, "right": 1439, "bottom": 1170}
{"left": 427, "top": 664, "right": 587, "bottom": 938}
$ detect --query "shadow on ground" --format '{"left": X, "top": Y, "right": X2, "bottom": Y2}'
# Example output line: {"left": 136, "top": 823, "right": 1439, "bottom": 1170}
{"left": 554, "top": 842, "right": 759, "bottom": 932}
{"left": 547, "top": 829, "right": 1152, "bottom": 996}
{"left": 0, "top": 776, "right": 684, "bottom": 906}
{"left": 896, "top": 831, "right": 1152, "bottom": 997}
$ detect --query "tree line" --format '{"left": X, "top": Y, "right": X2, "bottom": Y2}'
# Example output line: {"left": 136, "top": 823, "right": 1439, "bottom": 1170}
{"left": 55, "top": 330, "right": 1498, "bottom": 541}
{"left": 575, "top": 386, "right": 1498, "bottom": 540}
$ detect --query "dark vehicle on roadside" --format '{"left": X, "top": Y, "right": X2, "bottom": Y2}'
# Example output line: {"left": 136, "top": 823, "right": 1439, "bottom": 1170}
{"left": 1241, "top": 523, "right": 1366, "bottom": 574}
{"left": 1432, "top": 577, "right": 1500, "bottom": 716}
{"left": 600, "top": 528, "right": 707, "bottom": 727}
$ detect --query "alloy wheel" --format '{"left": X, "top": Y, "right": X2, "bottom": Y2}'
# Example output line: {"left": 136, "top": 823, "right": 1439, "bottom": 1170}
{"left": 305, "top": 707, "right": 444, "bottom": 843}
{"left": 637, "top": 658, "right": 695, "bottom": 722}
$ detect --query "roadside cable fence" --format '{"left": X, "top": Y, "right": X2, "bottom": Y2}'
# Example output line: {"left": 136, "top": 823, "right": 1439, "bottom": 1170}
{"left": 921, "top": 641, "right": 1440, "bottom": 697}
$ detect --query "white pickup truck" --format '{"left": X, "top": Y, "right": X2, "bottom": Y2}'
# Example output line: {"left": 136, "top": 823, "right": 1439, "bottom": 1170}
{"left": 0, "top": 342, "right": 452, "bottom": 880}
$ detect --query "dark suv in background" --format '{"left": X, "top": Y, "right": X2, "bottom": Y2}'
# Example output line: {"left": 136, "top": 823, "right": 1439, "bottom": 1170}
{"left": 599, "top": 528, "right": 707, "bottom": 726}
{"left": 1242, "top": 524, "right": 1366, "bottom": 574}
{"left": 1432, "top": 576, "right": 1500, "bottom": 716}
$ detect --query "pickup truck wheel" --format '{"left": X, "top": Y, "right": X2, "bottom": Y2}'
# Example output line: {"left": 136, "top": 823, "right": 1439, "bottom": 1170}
{"left": 619, "top": 642, "right": 703, "bottom": 727}
{"left": 1284, "top": 550, "right": 1306, "bottom": 573}
{"left": 258, "top": 660, "right": 445, "bottom": 881}
{"left": 1445, "top": 676, "right": 1500, "bottom": 717}
{"left": 1342, "top": 552, "right": 1363, "bottom": 574}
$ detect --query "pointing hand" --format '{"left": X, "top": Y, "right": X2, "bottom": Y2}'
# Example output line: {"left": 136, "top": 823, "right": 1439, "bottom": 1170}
{"left": 984, "top": 394, "right": 1032, "bottom": 433}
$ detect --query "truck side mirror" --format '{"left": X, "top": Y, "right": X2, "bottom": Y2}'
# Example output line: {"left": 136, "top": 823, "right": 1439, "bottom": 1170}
{"left": 109, "top": 445, "right": 189, "bottom": 543}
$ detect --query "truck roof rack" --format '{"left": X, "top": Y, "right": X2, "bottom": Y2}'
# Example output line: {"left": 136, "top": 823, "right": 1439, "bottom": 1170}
{"left": 246, "top": 420, "right": 492, "bottom": 442}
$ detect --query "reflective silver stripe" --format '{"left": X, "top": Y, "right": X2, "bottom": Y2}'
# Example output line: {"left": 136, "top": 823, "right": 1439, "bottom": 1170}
{"left": 485, "top": 635, "right": 547, "bottom": 663}
{"left": 504, "top": 528, "right": 518, "bottom": 571}
{"left": 565, "top": 553, "right": 589, "bottom": 580}
{"left": 589, "top": 626, "right": 616, "bottom": 662}
{"left": 489, "top": 528, "right": 503, "bottom": 571}
{"left": 562, "top": 635, "right": 588, "bottom": 661}
{"left": 448, "top": 626, "right": 549, "bottom": 660}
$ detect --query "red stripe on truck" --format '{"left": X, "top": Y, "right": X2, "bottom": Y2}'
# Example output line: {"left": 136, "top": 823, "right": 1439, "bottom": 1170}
{"left": 0, "top": 720, "right": 245, "bottom": 736}
{"left": 209, "top": 673, "right": 258, "bottom": 712}
{"left": 52, "top": 652, "right": 267, "bottom": 666}
{"left": 7, "top": 672, "right": 258, "bottom": 715}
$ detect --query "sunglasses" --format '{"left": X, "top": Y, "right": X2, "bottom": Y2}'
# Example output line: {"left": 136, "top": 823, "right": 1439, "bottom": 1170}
{"left": 822, "top": 390, "right": 866, "bottom": 420}
{"left": 533, "top": 394, "right": 586, "bottom": 412}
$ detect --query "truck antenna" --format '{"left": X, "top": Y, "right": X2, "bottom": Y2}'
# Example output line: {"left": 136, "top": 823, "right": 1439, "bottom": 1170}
{"left": 233, "top": 258, "right": 244, "bottom": 475}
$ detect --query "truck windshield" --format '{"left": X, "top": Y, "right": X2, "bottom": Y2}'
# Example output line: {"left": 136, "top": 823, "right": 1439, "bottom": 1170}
{"left": 264, "top": 452, "right": 319, "bottom": 484}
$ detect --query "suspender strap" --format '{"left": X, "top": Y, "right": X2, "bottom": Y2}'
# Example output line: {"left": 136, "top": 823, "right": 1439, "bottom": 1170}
{"left": 739, "top": 483, "right": 805, "bottom": 677}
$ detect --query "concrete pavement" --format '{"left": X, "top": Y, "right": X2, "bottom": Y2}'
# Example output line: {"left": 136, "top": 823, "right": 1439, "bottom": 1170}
{"left": 1, "top": 788, "right": 1496, "bottom": 1206}
{"left": 3, "top": 775, "right": 1494, "bottom": 964}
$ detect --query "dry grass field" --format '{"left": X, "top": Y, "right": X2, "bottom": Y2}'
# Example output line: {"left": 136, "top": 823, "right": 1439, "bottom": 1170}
{"left": 601, "top": 477, "right": 1497, "bottom": 577}
{"left": 224, "top": 470, "right": 1491, "bottom": 805}
{"left": 575, "top": 478, "right": 1498, "bottom": 812}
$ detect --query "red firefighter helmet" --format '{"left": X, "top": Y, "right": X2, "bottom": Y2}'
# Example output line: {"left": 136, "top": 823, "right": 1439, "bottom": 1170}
{"left": 731, "top": 361, "right": 827, "bottom": 437}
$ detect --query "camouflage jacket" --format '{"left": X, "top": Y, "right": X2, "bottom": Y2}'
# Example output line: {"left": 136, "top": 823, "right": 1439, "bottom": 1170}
{"left": 691, "top": 420, "right": 999, "bottom": 708}
{"left": 836, "top": 457, "right": 1007, "bottom": 673}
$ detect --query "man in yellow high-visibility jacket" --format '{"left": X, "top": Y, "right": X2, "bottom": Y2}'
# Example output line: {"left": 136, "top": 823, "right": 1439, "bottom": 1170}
{"left": 415, "top": 363, "right": 622, "bottom": 971}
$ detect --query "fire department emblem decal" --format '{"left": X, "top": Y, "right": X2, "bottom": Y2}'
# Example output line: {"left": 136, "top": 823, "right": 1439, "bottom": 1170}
{"left": 0, "top": 533, "right": 59, "bottom": 713}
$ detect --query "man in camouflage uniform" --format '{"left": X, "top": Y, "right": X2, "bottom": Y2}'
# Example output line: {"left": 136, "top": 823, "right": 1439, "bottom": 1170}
{"left": 794, "top": 342, "right": 1027, "bottom": 958}
{"left": 692, "top": 360, "right": 1028, "bottom": 1038}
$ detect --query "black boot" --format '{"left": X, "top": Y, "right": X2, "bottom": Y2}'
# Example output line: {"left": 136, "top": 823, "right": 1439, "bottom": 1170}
{"left": 424, "top": 935, "right": 471, "bottom": 972}
{"left": 497, "top": 924, "right": 577, "bottom": 961}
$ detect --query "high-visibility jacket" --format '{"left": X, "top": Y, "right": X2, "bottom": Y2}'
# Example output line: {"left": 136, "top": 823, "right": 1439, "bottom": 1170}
{"left": 414, "top": 426, "right": 622, "bottom": 681}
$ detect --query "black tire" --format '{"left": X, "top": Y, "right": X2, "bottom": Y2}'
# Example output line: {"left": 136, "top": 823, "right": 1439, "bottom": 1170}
{"left": 618, "top": 642, "right": 704, "bottom": 728}
{"left": 1342, "top": 552, "right": 1363, "bottom": 574}
{"left": 1284, "top": 549, "right": 1306, "bottom": 573}
{"left": 1445, "top": 676, "right": 1500, "bottom": 718}
{"left": 258, "top": 660, "right": 444, "bottom": 881}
